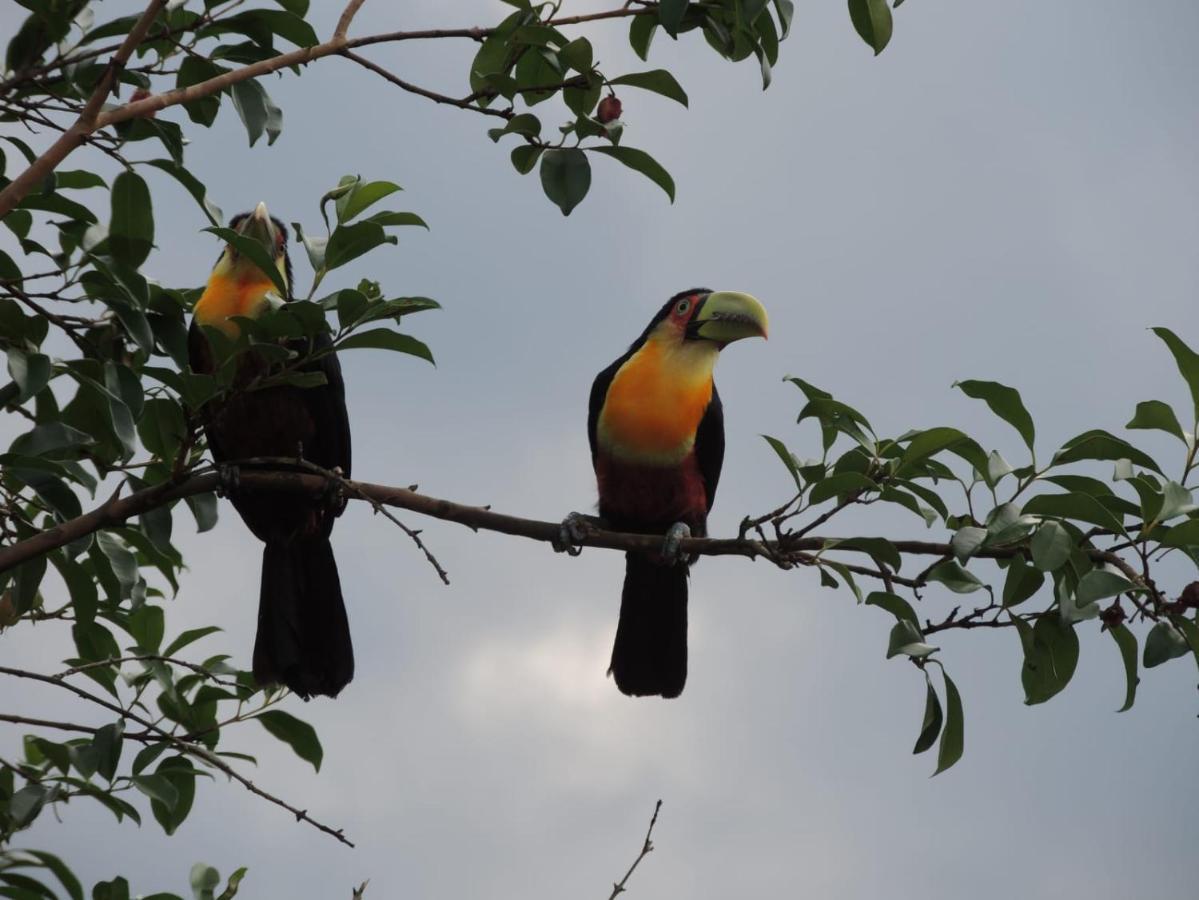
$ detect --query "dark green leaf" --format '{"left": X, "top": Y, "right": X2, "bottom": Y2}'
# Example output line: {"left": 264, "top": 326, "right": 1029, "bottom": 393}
{"left": 865, "top": 591, "right": 919, "bottom": 625}
{"left": 848, "top": 0, "right": 892, "bottom": 55}
{"left": 325, "top": 221, "right": 397, "bottom": 270}
{"left": 808, "top": 472, "right": 875, "bottom": 504}
{"left": 1143, "top": 621, "right": 1189, "bottom": 668}
{"left": 590, "top": 146, "right": 675, "bottom": 202}
{"left": 933, "top": 670, "right": 964, "bottom": 775}
{"left": 913, "top": 672, "right": 942, "bottom": 754}
{"left": 336, "top": 180, "right": 402, "bottom": 224}
{"left": 185, "top": 493, "right": 218, "bottom": 533}
{"left": 658, "top": 0, "right": 689, "bottom": 37}
{"left": 629, "top": 14, "right": 657, "bottom": 60}
{"left": 539, "top": 149, "right": 591, "bottom": 215}
{"left": 886, "top": 620, "right": 938, "bottom": 659}
{"left": 1052, "top": 429, "right": 1161, "bottom": 474}
{"left": 761, "top": 435, "right": 800, "bottom": 489}
{"left": 132, "top": 773, "right": 179, "bottom": 810}
{"left": 255, "top": 710, "right": 322, "bottom": 772}
{"left": 151, "top": 756, "right": 196, "bottom": 835}
{"left": 25, "top": 851, "right": 82, "bottom": 900}
{"left": 1023, "top": 491, "right": 1124, "bottom": 533}
{"left": 1126, "top": 399, "right": 1186, "bottom": 443}
{"left": 229, "top": 79, "right": 283, "bottom": 147}
{"left": 336, "top": 328, "right": 434, "bottom": 363}
{"left": 1029, "top": 520, "right": 1071, "bottom": 571}
{"left": 1108, "top": 624, "right": 1138, "bottom": 712}
{"left": 926, "top": 560, "right": 983, "bottom": 594}
{"left": 203, "top": 226, "right": 288, "bottom": 297}
{"left": 950, "top": 526, "right": 987, "bottom": 564}
{"left": 1076, "top": 569, "right": 1140, "bottom": 608}
{"left": 1151, "top": 327, "right": 1199, "bottom": 422}
{"left": 1002, "top": 559, "right": 1044, "bottom": 607}
{"left": 109, "top": 171, "right": 154, "bottom": 268}
{"left": 608, "top": 69, "right": 688, "bottom": 106}
{"left": 954, "top": 379, "right": 1035, "bottom": 453}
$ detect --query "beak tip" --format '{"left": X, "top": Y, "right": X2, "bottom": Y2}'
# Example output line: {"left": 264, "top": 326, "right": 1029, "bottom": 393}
{"left": 253, "top": 201, "right": 270, "bottom": 220}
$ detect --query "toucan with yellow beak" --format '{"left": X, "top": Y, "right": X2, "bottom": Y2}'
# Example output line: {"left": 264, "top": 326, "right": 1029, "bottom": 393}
{"left": 188, "top": 203, "right": 354, "bottom": 698}
{"left": 561, "top": 288, "right": 769, "bottom": 698}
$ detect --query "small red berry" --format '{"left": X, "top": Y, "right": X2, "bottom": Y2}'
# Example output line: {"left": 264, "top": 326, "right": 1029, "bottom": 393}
{"left": 597, "top": 94, "right": 622, "bottom": 124}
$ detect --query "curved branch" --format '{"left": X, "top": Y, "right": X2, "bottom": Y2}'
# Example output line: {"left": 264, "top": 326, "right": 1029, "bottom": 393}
{"left": 0, "top": 5, "right": 653, "bottom": 217}
{"left": 0, "top": 462, "right": 1146, "bottom": 597}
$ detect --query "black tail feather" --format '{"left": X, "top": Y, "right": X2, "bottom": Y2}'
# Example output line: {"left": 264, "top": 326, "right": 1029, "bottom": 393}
{"left": 253, "top": 538, "right": 354, "bottom": 699}
{"left": 609, "top": 552, "right": 688, "bottom": 698}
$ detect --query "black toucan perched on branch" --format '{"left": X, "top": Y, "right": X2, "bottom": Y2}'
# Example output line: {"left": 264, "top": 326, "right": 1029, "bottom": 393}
{"left": 562, "top": 289, "right": 769, "bottom": 698}
{"left": 188, "top": 203, "right": 354, "bottom": 699}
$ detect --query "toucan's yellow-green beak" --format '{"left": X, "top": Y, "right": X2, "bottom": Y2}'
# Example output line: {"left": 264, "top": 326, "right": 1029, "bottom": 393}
{"left": 235, "top": 200, "right": 278, "bottom": 250}
{"left": 689, "top": 291, "right": 769, "bottom": 344}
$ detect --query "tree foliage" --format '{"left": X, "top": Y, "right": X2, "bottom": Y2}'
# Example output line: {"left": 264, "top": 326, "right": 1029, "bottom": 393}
{"left": 0, "top": 0, "right": 1196, "bottom": 897}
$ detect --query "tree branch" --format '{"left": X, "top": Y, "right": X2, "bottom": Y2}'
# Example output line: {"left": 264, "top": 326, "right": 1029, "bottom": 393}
{"left": 0, "top": 461, "right": 1148, "bottom": 614}
{"left": 0, "top": 4, "right": 654, "bottom": 217}
{"left": 608, "top": 799, "right": 662, "bottom": 899}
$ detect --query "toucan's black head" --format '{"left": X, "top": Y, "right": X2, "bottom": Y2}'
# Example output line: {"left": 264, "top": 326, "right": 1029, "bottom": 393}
{"left": 217, "top": 201, "right": 293, "bottom": 299}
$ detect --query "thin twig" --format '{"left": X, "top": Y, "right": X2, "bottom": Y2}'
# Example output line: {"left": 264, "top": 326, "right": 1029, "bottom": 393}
{"left": 608, "top": 800, "right": 663, "bottom": 899}
{"left": 341, "top": 50, "right": 513, "bottom": 119}
{"left": 53, "top": 655, "right": 241, "bottom": 689}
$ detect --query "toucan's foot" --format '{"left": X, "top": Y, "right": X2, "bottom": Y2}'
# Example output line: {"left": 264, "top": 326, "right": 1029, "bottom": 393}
{"left": 322, "top": 466, "right": 348, "bottom": 515}
{"left": 661, "top": 522, "right": 691, "bottom": 566}
{"left": 554, "top": 512, "right": 604, "bottom": 555}
{"left": 216, "top": 463, "right": 240, "bottom": 498}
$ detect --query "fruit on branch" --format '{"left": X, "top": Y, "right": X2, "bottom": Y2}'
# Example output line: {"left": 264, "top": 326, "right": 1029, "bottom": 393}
{"left": 597, "top": 93, "right": 622, "bottom": 123}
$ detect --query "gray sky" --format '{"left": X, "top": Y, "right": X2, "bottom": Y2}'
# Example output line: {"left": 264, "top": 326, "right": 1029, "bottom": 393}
{"left": 6, "top": 1, "right": 1199, "bottom": 897}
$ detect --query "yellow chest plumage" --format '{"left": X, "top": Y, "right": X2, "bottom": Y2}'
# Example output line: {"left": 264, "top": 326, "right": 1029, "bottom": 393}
{"left": 193, "top": 271, "right": 275, "bottom": 337}
{"left": 597, "top": 338, "right": 717, "bottom": 464}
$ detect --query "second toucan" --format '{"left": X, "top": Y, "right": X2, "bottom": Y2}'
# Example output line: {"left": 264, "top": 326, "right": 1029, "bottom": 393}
{"left": 565, "top": 288, "right": 769, "bottom": 698}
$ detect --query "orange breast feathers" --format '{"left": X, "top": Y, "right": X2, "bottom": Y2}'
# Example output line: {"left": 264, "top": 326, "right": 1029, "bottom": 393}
{"left": 597, "top": 338, "right": 718, "bottom": 464}
{"left": 193, "top": 270, "right": 276, "bottom": 337}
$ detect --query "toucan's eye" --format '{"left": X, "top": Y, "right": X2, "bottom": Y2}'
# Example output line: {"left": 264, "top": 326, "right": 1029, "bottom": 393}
{"left": 676, "top": 299, "right": 691, "bottom": 315}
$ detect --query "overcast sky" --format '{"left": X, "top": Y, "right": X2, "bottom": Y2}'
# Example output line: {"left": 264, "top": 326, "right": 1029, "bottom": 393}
{"left": 6, "top": 1, "right": 1199, "bottom": 897}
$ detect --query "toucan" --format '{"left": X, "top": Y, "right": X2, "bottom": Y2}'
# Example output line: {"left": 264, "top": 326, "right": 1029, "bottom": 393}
{"left": 562, "top": 289, "right": 769, "bottom": 698}
{"left": 188, "top": 203, "right": 354, "bottom": 699}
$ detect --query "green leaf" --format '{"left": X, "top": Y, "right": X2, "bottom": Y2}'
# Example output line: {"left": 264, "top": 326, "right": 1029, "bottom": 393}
{"left": 950, "top": 526, "right": 988, "bottom": 564}
{"left": 590, "top": 146, "right": 675, "bottom": 202}
{"left": 229, "top": 78, "right": 283, "bottom": 147}
{"left": 954, "top": 379, "right": 1035, "bottom": 453}
{"left": 865, "top": 590, "right": 919, "bottom": 625}
{"left": 895, "top": 427, "right": 973, "bottom": 476}
{"left": 1023, "top": 490, "right": 1125, "bottom": 532}
{"left": 1015, "top": 613, "right": 1078, "bottom": 704}
{"left": 1029, "top": 520, "right": 1071, "bottom": 571}
{"left": 336, "top": 328, "right": 434, "bottom": 364}
{"left": 775, "top": 0, "right": 796, "bottom": 38}
{"left": 559, "top": 37, "right": 593, "bottom": 72}
{"left": 185, "top": 494, "right": 219, "bottom": 533}
{"left": 933, "top": 670, "right": 964, "bottom": 775}
{"left": 808, "top": 471, "right": 875, "bottom": 504}
{"left": 336, "top": 180, "right": 402, "bottom": 224}
{"left": 1075, "top": 569, "right": 1140, "bottom": 608}
{"left": 761, "top": 435, "right": 800, "bottom": 489}
{"left": 1126, "top": 400, "right": 1186, "bottom": 443}
{"left": 190, "top": 864, "right": 220, "bottom": 900}
{"left": 826, "top": 536, "right": 901, "bottom": 571}
{"left": 132, "top": 773, "right": 179, "bottom": 809}
{"left": 1002, "top": 559, "right": 1045, "bottom": 607}
{"left": 1143, "top": 621, "right": 1189, "bottom": 668}
{"left": 325, "top": 221, "right": 397, "bottom": 270}
{"left": 510, "top": 144, "right": 543, "bottom": 175}
{"left": 1052, "top": 429, "right": 1161, "bottom": 474}
{"left": 151, "top": 756, "right": 196, "bottom": 835}
{"left": 138, "top": 397, "right": 187, "bottom": 460}
{"left": 25, "top": 851, "right": 83, "bottom": 900}
{"left": 92, "top": 721, "right": 124, "bottom": 782}
{"left": 1159, "top": 480, "right": 1195, "bottom": 522}
{"left": 203, "top": 227, "right": 288, "bottom": 298}
{"left": 913, "top": 672, "right": 942, "bottom": 754}
{"left": 489, "top": 113, "right": 541, "bottom": 143}
{"left": 1108, "top": 624, "right": 1138, "bottom": 712}
{"left": 539, "top": 149, "right": 591, "bottom": 215}
{"left": 658, "top": 0, "right": 689, "bottom": 37}
{"left": 5, "top": 348, "right": 50, "bottom": 403}
{"left": 146, "top": 159, "right": 223, "bottom": 226}
{"left": 608, "top": 69, "right": 688, "bottom": 106}
{"left": 216, "top": 867, "right": 248, "bottom": 900}
{"left": 109, "top": 171, "right": 154, "bottom": 268}
{"left": 255, "top": 710, "right": 323, "bottom": 772}
{"left": 629, "top": 14, "right": 657, "bottom": 60}
{"left": 886, "top": 620, "right": 938, "bottom": 659}
{"left": 926, "top": 560, "right": 983, "bottom": 594}
{"left": 1151, "top": 327, "right": 1199, "bottom": 422}
{"left": 848, "top": 0, "right": 892, "bottom": 55}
